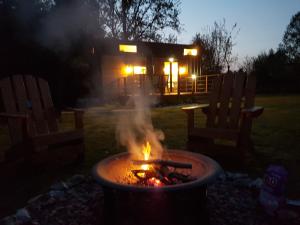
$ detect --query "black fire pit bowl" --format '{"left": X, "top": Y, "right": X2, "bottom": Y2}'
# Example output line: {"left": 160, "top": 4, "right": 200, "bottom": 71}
{"left": 93, "top": 149, "right": 222, "bottom": 225}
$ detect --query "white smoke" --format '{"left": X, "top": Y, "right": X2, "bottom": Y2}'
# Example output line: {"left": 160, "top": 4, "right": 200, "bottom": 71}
{"left": 115, "top": 82, "right": 165, "bottom": 160}
{"left": 37, "top": 1, "right": 103, "bottom": 51}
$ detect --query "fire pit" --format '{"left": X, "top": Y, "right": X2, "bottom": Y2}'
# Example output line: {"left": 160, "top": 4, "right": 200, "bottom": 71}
{"left": 93, "top": 149, "right": 221, "bottom": 225}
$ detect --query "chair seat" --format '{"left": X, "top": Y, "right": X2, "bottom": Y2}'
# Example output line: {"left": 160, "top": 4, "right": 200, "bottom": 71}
{"left": 189, "top": 127, "right": 239, "bottom": 140}
{"left": 31, "top": 129, "right": 84, "bottom": 149}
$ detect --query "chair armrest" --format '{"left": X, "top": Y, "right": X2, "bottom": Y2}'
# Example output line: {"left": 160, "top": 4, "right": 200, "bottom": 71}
{"left": 63, "top": 107, "right": 84, "bottom": 113}
{"left": 0, "top": 113, "right": 28, "bottom": 119}
{"left": 181, "top": 104, "right": 209, "bottom": 113}
{"left": 241, "top": 106, "right": 264, "bottom": 118}
{"left": 0, "top": 113, "right": 30, "bottom": 138}
{"left": 181, "top": 104, "right": 209, "bottom": 132}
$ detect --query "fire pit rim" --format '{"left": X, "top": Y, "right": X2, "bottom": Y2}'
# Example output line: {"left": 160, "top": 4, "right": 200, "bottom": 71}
{"left": 92, "top": 149, "right": 222, "bottom": 192}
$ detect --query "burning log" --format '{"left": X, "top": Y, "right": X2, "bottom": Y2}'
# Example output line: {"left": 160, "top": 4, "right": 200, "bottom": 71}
{"left": 132, "top": 159, "right": 192, "bottom": 169}
{"left": 131, "top": 159, "right": 195, "bottom": 187}
{"left": 131, "top": 170, "right": 156, "bottom": 179}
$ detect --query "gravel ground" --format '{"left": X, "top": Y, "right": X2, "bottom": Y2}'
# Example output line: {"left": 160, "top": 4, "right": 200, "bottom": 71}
{"left": 1, "top": 173, "right": 299, "bottom": 225}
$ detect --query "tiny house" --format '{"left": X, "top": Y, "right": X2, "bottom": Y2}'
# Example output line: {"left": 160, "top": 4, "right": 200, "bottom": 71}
{"left": 95, "top": 39, "right": 203, "bottom": 100}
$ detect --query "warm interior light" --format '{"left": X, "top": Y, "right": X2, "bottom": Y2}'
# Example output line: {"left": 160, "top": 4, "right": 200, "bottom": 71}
{"left": 191, "top": 74, "right": 197, "bottom": 80}
{"left": 123, "top": 65, "right": 146, "bottom": 75}
{"left": 133, "top": 66, "right": 146, "bottom": 75}
{"left": 169, "top": 57, "right": 174, "bottom": 62}
{"left": 163, "top": 63, "right": 170, "bottom": 75}
{"left": 179, "top": 66, "right": 187, "bottom": 75}
{"left": 119, "top": 44, "right": 137, "bottom": 53}
{"left": 164, "top": 62, "right": 178, "bottom": 82}
{"left": 184, "top": 48, "right": 198, "bottom": 56}
{"left": 191, "top": 49, "right": 197, "bottom": 55}
{"left": 124, "top": 65, "right": 133, "bottom": 75}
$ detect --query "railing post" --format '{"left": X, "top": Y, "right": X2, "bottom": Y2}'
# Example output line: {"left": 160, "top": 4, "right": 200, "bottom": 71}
{"left": 185, "top": 78, "right": 188, "bottom": 93}
{"left": 170, "top": 63, "right": 173, "bottom": 93}
{"left": 160, "top": 75, "right": 164, "bottom": 96}
{"left": 117, "top": 78, "right": 120, "bottom": 97}
{"left": 177, "top": 74, "right": 180, "bottom": 96}
{"left": 192, "top": 78, "right": 194, "bottom": 96}
{"left": 205, "top": 75, "right": 208, "bottom": 93}
{"left": 124, "top": 77, "right": 127, "bottom": 96}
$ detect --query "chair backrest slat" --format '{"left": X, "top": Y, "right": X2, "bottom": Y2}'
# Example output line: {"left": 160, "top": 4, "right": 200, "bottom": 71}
{"left": 0, "top": 77, "right": 23, "bottom": 144}
{"left": 206, "top": 73, "right": 256, "bottom": 131}
{"left": 217, "top": 73, "right": 234, "bottom": 128}
{"left": 229, "top": 74, "right": 246, "bottom": 129}
{"left": 206, "top": 75, "right": 222, "bottom": 128}
{"left": 38, "top": 78, "right": 58, "bottom": 132}
{"left": 12, "top": 75, "right": 36, "bottom": 136}
{"left": 24, "top": 76, "right": 49, "bottom": 134}
{"left": 244, "top": 75, "right": 256, "bottom": 108}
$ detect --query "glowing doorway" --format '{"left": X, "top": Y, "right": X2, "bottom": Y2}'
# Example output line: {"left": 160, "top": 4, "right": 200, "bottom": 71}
{"left": 164, "top": 61, "right": 178, "bottom": 93}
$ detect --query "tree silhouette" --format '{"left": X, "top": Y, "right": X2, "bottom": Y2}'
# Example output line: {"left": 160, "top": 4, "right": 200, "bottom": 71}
{"left": 281, "top": 11, "right": 300, "bottom": 62}
{"left": 99, "top": 0, "right": 182, "bottom": 41}
{"left": 192, "top": 19, "right": 239, "bottom": 74}
{"left": 0, "top": 0, "right": 105, "bottom": 106}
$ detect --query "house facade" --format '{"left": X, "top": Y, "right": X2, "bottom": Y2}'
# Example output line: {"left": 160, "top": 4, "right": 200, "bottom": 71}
{"left": 95, "top": 39, "right": 202, "bottom": 100}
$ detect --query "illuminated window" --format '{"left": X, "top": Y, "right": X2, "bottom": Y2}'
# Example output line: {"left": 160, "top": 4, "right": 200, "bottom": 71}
{"left": 119, "top": 44, "right": 137, "bottom": 53}
{"left": 184, "top": 48, "right": 198, "bottom": 56}
{"left": 133, "top": 66, "right": 146, "bottom": 74}
{"left": 123, "top": 65, "right": 146, "bottom": 76}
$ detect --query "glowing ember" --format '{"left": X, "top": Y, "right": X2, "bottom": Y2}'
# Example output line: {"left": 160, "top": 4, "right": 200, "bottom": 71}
{"left": 137, "top": 171, "right": 146, "bottom": 178}
{"left": 148, "top": 177, "right": 163, "bottom": 187}
{"left": 141, "top": 142, "right": 151, "bottom": 170}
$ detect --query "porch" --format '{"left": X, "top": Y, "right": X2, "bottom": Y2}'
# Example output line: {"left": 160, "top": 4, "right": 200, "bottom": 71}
{"left": 115, "top": 74, "right": 220, "bottom": 99}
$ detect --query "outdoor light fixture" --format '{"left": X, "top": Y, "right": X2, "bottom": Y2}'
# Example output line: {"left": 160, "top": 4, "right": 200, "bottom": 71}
{"left": 169, "top": 57, "right": 174, "bottom": 62}
{"left": 179, "top": 66, "right": 187, "bottom": 75}
{"left": 191, "top": 74, "right": 197, "bottom": 80}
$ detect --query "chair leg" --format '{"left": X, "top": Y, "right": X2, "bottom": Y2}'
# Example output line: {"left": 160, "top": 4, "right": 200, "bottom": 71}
{"left": 75, "top": 145, "right": 85, "bottom": 164}
{"left": 186, "top": 136, "right": 214, "bottom": 153}
{"left": 237, "top": 137, "right": 255, "bottom": 166}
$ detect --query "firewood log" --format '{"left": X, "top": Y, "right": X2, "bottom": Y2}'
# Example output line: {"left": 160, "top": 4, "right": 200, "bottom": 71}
{"left": 132, "top": 159, "right": 192, "bottom": 169}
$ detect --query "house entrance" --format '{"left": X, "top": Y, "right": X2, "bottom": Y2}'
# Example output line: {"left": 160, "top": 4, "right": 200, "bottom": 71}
{"left": 164, "top": 60, "right": 178, "bottom": 93}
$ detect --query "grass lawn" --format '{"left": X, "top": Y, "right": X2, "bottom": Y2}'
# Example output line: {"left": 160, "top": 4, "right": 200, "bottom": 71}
{"left": 0, "top": 95, "right": 300, "bottom": 217}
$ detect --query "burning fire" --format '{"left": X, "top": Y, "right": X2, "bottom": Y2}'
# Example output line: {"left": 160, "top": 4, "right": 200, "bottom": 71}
{"left": 139, "top": 142, "right": 163, "bottom": 187}
{"left": 130, "top": 141, "right": 194, "bottom": 187}
{"left": 141, "top": 141, "right": 151, "bottom": 170}
{"left": 148, "top": 177, "right": 162, "bottom": 187}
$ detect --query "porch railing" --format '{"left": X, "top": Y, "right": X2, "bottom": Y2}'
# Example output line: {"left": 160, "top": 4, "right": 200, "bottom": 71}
{"left": 114, "top": 74, "right": 220, "bottom": 97}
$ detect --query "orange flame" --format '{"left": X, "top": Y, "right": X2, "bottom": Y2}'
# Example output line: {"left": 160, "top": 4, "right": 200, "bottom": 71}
{"left": 141, "top": 141, "right": 151, "bottom": 170}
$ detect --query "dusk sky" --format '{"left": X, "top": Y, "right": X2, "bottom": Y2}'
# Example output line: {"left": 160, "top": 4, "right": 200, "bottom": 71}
{"left": 178, "top": 0, "right": 300, "bottom": 66}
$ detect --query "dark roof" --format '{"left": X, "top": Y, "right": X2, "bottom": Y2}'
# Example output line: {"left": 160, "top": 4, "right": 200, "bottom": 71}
{"left": 96, "top": 38, "right": 199, "bottom": 58}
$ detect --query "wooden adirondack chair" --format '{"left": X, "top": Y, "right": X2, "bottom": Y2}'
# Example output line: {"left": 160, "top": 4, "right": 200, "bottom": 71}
{"left": 182, "top": 73, "right": 263, "bottom": 163}
{"left": 0, "top": 75, "right": 84, "bottom": 174}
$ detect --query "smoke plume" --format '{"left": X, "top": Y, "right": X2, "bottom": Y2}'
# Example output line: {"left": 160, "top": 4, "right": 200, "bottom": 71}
{"left": 115, "top": 84, "right": 165, "bottom": 160}
{"left": 38, "top": 1, "right": 103, "bottom": 51}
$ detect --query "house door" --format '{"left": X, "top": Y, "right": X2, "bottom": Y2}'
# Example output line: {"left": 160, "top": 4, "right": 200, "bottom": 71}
{"left": 164, "top": 61, "right": 178, "bottom": 93}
